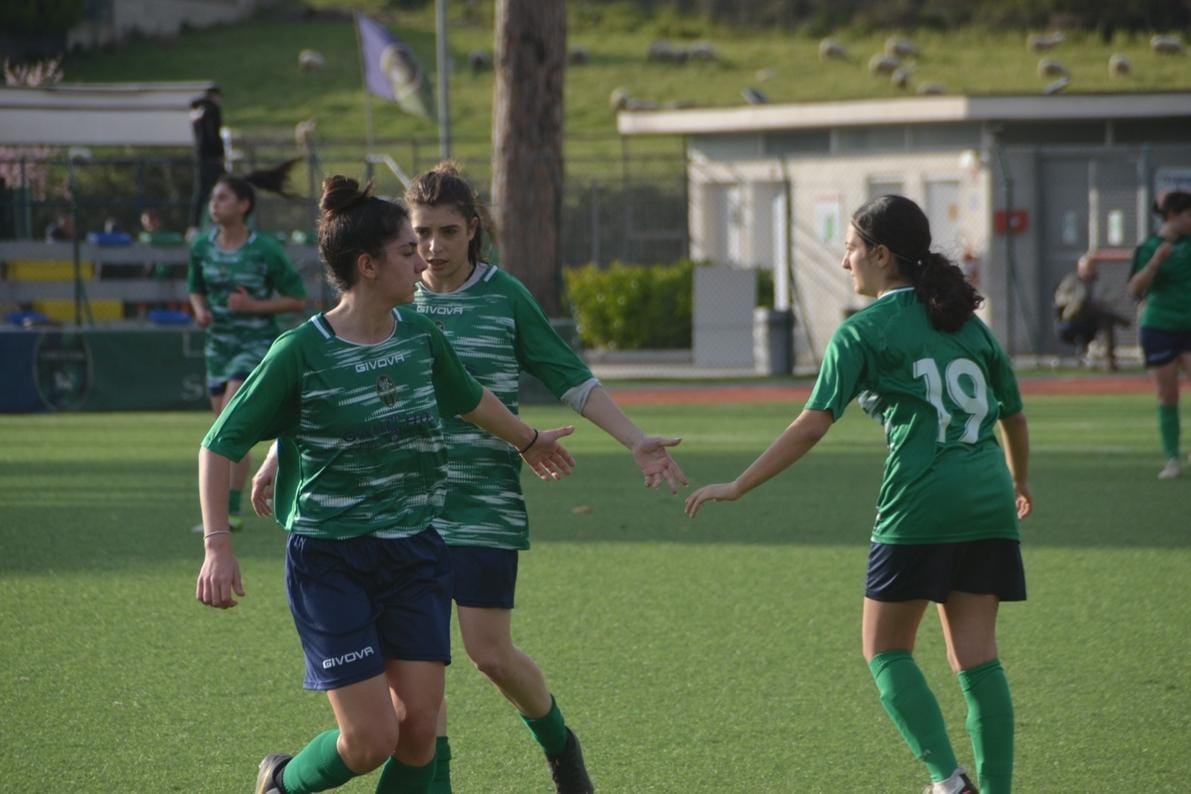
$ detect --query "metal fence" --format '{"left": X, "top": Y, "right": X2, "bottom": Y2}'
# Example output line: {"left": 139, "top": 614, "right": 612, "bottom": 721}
{"left": 5, "top": 135, "right": 1182, "bottom": 375}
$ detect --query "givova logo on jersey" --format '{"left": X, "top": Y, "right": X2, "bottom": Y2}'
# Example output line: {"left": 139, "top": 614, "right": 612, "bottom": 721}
{"left": 376, "top": 375, "right": 398, "bottom": 406}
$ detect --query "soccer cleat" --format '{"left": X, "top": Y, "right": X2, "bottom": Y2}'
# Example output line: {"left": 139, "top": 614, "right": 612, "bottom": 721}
{"left": 547, "top": 728, "right": 594, "bottom": 794}
{"left": 1158, "top": 459, "right": 1181, "bottom": 480}
{"left": 924, "top": 767, "right": 978, "bottom": 794}
{"left": 254, "top": 752, "right": 291, "bottom": 794}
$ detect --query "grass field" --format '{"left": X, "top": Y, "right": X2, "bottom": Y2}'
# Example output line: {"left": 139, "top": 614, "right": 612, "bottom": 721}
{"left": 1, "top": 393, "right": 1189, "bottom": 792}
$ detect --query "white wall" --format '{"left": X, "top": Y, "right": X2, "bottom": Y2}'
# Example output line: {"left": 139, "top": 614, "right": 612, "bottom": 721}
{"left": 689, "top": 150, "right": 990, "bottom": 367}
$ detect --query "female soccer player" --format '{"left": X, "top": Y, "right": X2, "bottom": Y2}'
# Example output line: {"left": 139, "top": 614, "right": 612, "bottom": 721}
{"left": 195, "top": 175, "right": 576, "bottom": 794}
{"left": 685, "top": 194, "right": 1031, "bottom": 794}
{"left": 188, "top": 168, "right": 307, "bottom": 531}
{"left": 404, "top": 163, "right": 687, "bottom": 794}
{"left": 1127, "top": 190, "right": 1191, "bottom": 479}
{"left": 254, "top": 162, "right": 685, "bottom": 792}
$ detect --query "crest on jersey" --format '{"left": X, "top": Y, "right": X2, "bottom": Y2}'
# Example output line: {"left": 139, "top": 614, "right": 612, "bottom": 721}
{"left": 376, "top": 375, "right": 398, "bottom": 406}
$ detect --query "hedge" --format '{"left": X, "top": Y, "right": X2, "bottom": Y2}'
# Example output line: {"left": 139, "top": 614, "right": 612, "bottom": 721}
{"left": 563, "top": 259, "right": 694, "bottom": 350}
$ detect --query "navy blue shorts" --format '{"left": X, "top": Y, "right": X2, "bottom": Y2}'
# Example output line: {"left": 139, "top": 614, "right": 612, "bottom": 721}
{"left": 285, "top": 528, "right": 453, "bottom": 691}
{"left": 1140, "top": 326, "right": 1191, "bottom": 368}
{"left": 865, "top": 538, "right": 1026, "bottom": 603}
{"left": 448, "top": 546, "right": 518, "bottom": 609}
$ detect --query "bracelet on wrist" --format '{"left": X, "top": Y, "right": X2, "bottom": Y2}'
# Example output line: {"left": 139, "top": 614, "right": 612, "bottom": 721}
{"left": 518, "top": 428, "right": 540, "bottom": 455}
{"left": 203, "top": 529, "right": 232, "bottom": 540}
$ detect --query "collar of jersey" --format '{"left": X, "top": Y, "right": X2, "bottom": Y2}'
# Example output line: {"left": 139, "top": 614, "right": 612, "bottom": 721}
{"left": 877, "top": 286, "right": 915, "bottom": 300}
{"left": 310, "top": 309, "right": 400, "bottom": 344}
{"left": 417, "top": 261, "right": 495, "bottom": 295}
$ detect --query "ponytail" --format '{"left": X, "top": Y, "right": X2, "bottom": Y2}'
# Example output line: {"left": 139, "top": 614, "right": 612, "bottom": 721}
{"left": 852, "top": 194, "right": 984, "bottom": 332}
{"left": 215, "top": 158, "right": 301, "bottom": 217}
{"left": 907, "top": 252, "right": 983, "bottom": 333}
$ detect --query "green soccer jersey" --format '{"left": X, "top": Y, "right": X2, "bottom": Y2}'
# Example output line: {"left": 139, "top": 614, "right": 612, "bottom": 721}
{"left": 1131, "top": 234, "right": 1191, "bottom": 332}
{"left": 201, "top": 309, "right": 484, "bottom": 540}
{"left": 412, "top": 263, "right": 596, "bottom": 550}
{"left": 806, "top": 288, "right": 1023, "bottom": 545}
{"left": 188, "top": 230, "right": 307, "bottom": 384}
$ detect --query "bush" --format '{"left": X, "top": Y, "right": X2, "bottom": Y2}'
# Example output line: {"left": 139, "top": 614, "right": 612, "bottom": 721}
{"left": 564, "top": 259, "right": 694, "bottom": 350}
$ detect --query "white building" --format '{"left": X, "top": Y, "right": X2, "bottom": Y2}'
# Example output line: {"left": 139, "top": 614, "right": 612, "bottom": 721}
{"left": 619, "top": 93, "right": 1191, "bottom": 367}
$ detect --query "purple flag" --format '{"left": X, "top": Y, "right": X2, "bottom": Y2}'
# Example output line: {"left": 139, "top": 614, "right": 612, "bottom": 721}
{"left": 356, "top": 13, "right": 434, "bottom": 120}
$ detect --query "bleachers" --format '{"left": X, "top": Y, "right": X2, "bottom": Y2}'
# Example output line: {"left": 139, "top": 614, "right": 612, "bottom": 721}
{"left": 0, "top": 240, "right": 325, "bottom": 325}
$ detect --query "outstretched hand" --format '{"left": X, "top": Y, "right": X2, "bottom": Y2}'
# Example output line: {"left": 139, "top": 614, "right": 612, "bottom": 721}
{"left": 521, "top": 425, "right": 576, "bottom": 480}
{"left": 684, "top": 481, "right": 740, "bottom": 518}
{"left": 632, "top": 436, "right": 688, "bottom": 493}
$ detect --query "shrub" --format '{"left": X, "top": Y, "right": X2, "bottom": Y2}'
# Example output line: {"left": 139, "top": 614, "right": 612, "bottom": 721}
{"left": 564, "top": 259, "right": 694, "bottom": 350}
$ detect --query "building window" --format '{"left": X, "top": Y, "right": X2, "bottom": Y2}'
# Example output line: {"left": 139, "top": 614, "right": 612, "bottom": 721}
{"left": 836, "top": 126, "right": 908, "bottom": 152}
{"left": 909, "top": 123, "right": 982, "bottom": 149}
{"left": 764, "top": 131, "right": 830, "bottom": 155}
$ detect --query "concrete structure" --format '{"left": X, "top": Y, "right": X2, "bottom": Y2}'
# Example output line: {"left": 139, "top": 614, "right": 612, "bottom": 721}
{"left": 67, "top": 0, "right": 280, "bottom": 51}
{"left": 0, "top": 82, "right": 215, "bottom": 147}
{"left": 619, "top": 92, "right": 1191, "bottom": 366}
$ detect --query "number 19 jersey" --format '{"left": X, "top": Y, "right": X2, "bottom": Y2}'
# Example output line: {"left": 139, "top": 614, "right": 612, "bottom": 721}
{"left": 806, "top": 288, "right": 1023, "bottom": 545}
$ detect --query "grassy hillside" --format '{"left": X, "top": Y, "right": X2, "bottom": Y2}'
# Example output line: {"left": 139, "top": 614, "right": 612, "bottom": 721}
{"left": 60, "top": 3, "right": 1191, "bottom": 169}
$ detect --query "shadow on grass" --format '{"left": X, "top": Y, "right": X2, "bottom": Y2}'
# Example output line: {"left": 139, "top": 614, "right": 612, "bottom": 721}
{"left": 1, "top": 446, "right": 1186, "bottom": 575}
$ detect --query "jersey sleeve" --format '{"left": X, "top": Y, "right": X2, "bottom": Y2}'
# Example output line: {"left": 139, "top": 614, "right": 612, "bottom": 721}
{"left": 187, "top": 240, "right": 206, "bottom": 294}
{"left": 264, "top": 237, "right": 307, "bottom": 299}
{"left": 425, "top": 318, "right": 485, "bottom": 418}
{"left": 1131, "top": 237, "right": 1159, "bottom": 277}
{"left": 201, "top": 331, "right": 303, "bottom": 461}
{"left": 805, "top": 320, "right": 871, "bottom": 420}
{"left": 981, "top": 324, "right": 1023, "bottom": 418}
{"left": 504, "top": 273, "right": 594, "bottom": 399}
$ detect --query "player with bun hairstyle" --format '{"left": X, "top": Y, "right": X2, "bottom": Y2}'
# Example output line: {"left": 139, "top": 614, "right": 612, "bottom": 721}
{"left": 187, "top": 163, "right": 307, "bottom": 533}
{"left": 196, "top": 175, "right": 576, "bottom": 794}
{"left": 686, "top": 195, "right": 1032, "bottom": 794}
{"left": 252, "top": 162, "right": 684, "bottom": 792}
{"left": 1127, "top": 190, "right": 1191, "bottom": 479}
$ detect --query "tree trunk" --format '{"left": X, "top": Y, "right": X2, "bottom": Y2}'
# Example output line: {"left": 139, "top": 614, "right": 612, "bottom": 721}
{"left": 490, "top": 0, "right": 566, "bottom": 315}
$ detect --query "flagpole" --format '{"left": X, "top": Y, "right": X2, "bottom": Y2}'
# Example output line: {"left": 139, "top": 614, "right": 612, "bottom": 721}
{"left": 435, "top": 0, "right": 452, "bottom": 160}
{"left": 353, "top": 12, "right": 377, "bottom": 154}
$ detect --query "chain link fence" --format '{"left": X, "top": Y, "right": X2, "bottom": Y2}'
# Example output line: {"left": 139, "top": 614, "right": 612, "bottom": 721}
{"left": 4, "top": 135, "right": 1186, "bottom": 376}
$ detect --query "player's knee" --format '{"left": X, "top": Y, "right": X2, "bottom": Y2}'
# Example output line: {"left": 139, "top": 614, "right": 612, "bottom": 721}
{"left": 469, "top": 643, "right": 520, "bottom": 684}
{"left": 339, "top": 722, "right": 399, "bottom": 772}
{"left": 471, "top": 651, "right": 513, "bottom": 684}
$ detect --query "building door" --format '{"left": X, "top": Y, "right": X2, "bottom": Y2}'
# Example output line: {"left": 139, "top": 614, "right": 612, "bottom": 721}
{"left": 925, "top": 179, "right": 963, "bottom": 261}
{"left": 752, "top": 182, "right": 790, "bottom": 310}
{"left": 1038, "top": 157, "right": 1089, "bottom": 354}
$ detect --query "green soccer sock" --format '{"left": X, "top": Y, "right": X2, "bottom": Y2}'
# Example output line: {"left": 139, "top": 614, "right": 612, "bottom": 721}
{"left": 375, "top": 756, "right": 435, "bottom": 793}
{"left": 958, "top": 659, "right": 1014, "bottom": 794}
{"left": 228, "top": 488, "right": 243, "bottom": 516}
{"left": 1158, "top": 404, "right": 1180, "bottom": 460}
{"left": 281, "top": 729, "right": 357, "bottom": 793}
{"left": 869, "top": 650, "right": 958, "bottom": 782}
{"left": 428, "top": 736, "right": 452, "bottom": 794}
{"left": 520, "top": 695, "right": 568, "bottom": 757}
